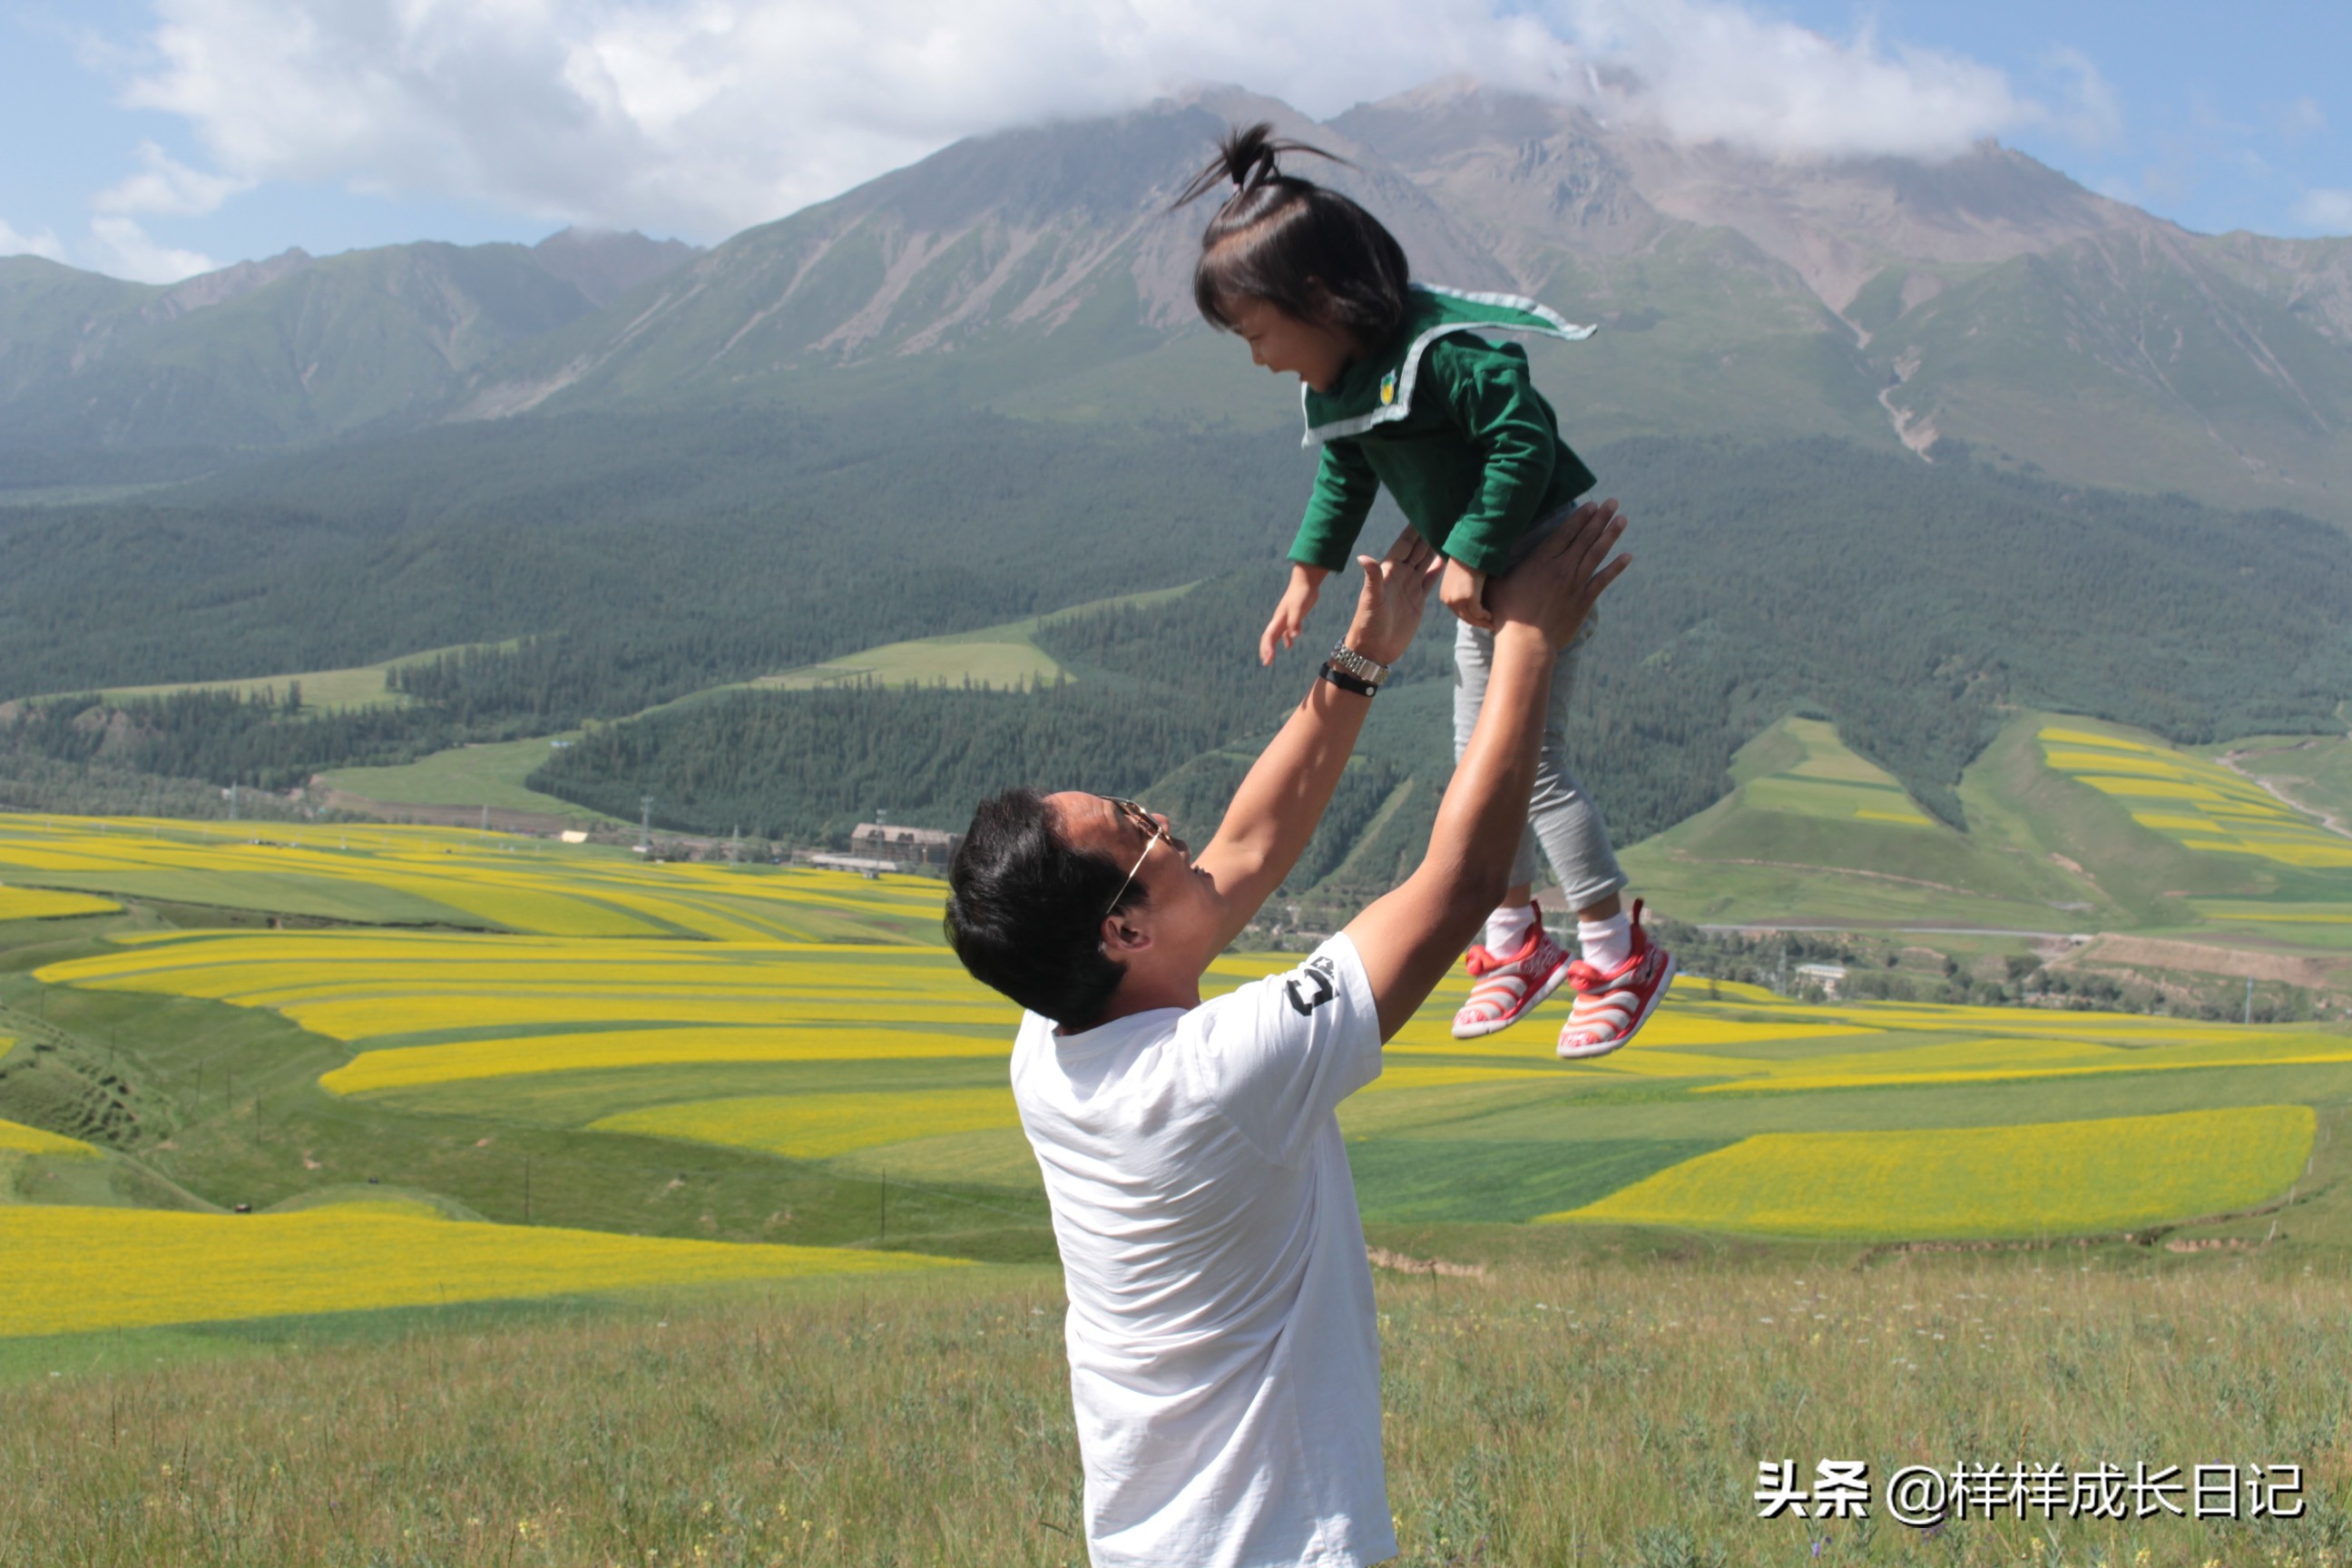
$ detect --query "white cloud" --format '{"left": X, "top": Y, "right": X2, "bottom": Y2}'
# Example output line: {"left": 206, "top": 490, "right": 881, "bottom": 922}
{"left": 2269, "top": 96, "right": 2325, "bottom": 145}
{"left": 1558, "top": 0, "right": 2033, "bottom": 160}
{"left": 0, "top": 218, "right": 72, "bottom": 263}
{"left": 93, "top": 140, "right": 253, "bottom": 217}
{"left": 85, "top": 215, "right": 220, "bottom": 283}
{"left": 114, "top": 0, "right": 2057, "bottom": 240}
{"left": 2293, "top": 188, "right": 2352, "bottom": 235}
{"left": 2039, "top": 45, "right": 2123, "bottom": 150}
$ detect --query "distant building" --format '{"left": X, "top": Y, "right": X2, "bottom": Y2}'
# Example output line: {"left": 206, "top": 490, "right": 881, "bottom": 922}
{"left": 850, "top": 823, "right": 963, "bottom": 867}
{"left": 1794, "top": 963, "right": 1848, "bottom": 997}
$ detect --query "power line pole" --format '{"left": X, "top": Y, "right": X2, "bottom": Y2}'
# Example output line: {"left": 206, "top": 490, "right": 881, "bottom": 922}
{"left": 640, "top": 796, "right": 653, "bottom": 855}
{"left": 2246, "top": 975, "right": 2256, "bottom": 1026}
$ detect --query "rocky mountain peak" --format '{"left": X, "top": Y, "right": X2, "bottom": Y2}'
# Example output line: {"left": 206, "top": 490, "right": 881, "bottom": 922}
{"left": 149, "top": 249, "right": 316, "bottom": 321}
{"left": 529, "top": 229, "right": 701, "bottom": 306}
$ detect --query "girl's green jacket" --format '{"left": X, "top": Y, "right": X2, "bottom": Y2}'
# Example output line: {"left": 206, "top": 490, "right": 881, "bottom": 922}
{"left": 1291, "top": 284, "right": 1598, "bottom": 578}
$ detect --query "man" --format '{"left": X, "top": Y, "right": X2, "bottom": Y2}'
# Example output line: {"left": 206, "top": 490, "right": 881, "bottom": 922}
{"left": 946, "top": 501, "right": 1631, "bottom": 1567}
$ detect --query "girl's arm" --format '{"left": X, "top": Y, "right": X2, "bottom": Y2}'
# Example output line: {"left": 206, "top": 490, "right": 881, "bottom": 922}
{"left": 1289, "top": 441, "right": 1381, "bottom": 573}
{"left": 1435, "top": 338, "right": 1562, "bottom": 579}
{"left": 1267, "top": 439, "right": 1382, "bottom": 663}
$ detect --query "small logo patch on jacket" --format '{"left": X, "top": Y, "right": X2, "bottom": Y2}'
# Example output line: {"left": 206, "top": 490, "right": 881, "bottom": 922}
{"left": 1378, "top": 372, "right": 1398, "bottom": 407}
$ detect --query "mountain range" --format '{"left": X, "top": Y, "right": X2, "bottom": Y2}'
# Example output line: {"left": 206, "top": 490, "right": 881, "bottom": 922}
{"left": 2, "top": 78, "right": 2349, "bottom": 941}
{"left": 5, "top": 81, "right": 2346, "bottom": 524}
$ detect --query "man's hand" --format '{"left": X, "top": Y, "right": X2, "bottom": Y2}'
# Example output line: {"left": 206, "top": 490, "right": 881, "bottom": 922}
{"left": 1259, "top": 564, "right": 1329, "bottom": 666}
{"left": 1342, "top": 527, "right": 1445, "bottom": 666}
{"left": 1439, "top": 558, "right": 1493, "bottom": 630}
{"left": 1485, "top": 498, "right": 1630, "bottom": 653}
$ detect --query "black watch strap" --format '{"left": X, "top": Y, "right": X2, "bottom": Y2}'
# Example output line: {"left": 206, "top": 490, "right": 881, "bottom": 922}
{"left": 1318, "top": 662, "right": 1378, "bottom": 697}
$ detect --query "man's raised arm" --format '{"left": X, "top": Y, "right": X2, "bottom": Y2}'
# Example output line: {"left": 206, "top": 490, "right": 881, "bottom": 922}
{"left": 1343, "top": 500, "right": 1631, "bottom": 1038}
{"left": 1191, "top": 530, "right": 1443, "bottom": 949}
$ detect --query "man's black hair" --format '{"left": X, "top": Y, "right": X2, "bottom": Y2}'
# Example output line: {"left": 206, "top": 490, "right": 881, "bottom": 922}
{"left": 946, "top": 788, "right": 1144, "bottom": 1032}
{"left": 1176, "top": 122, "right": 1412, "bottom": 347}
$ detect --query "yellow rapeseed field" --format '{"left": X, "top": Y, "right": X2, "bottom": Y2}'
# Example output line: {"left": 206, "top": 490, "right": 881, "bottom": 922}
{"left": 0, "top": 1201, "right": 963, "bottom": 1337}
{"left": 321, "top": 1025, "right": 1012, "bottom": 1095}
{"left": 1694, "top": 1029, "right": 2352, "bottom": 1093}
{"left": 0, "top": 815, "right": 951, "bottom": 941}
{"left": 0, "top": 887, "right": 117, "bottom": 921}
{"left": 2040, "top": 725, "right": 2352, "bottom": 867}
{"left": 1552, "top": 1104, "right": 2315, "bottom": 1238}
{"left": 593, "top": 1088, "right": 1022, "bottom": 1160}
{"left": 0, "top": 1116, "right": 97, "bottom": 1157}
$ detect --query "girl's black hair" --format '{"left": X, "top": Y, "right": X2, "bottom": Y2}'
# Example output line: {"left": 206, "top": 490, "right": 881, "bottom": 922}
{"left": 1175, "top": 122, "right": 1411, "bottom": 345}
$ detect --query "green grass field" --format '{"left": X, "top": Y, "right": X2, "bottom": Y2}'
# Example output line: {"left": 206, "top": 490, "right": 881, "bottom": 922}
{"left": 2210, "top": 731, "right": 2352, "bottom": 838}
{"left": 755, "top": 585, "right": 1192, "bottom": 692}
{"left": 60, "top": 640, "right": 522, "bottom": 713}
{"left": 315, "top": 587, "right": 1202, "bottom": 818}
{"left": 315, "top": 733, "right": 622, "bottom": 823}
{"left": 4, "top": 811, "right": 2350, "bottom": 1563}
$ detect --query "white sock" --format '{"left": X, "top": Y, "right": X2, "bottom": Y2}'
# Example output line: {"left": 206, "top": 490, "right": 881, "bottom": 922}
{"left": 1578, "top": 912, "right": 1632, "bottom": 973}
{"left": 1484, "top": 902, "right": 1538, "bottom": 956}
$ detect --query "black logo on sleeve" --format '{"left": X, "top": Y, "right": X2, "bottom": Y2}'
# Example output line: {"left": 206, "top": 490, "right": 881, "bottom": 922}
{"left": 1283, "top": 956, "right": 1339, "bottom": 1016}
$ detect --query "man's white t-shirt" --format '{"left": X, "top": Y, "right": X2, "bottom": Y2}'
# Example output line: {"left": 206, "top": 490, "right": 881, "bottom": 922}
{"left": 1010, "top": 935, "right": 1396, "bottom": 1568}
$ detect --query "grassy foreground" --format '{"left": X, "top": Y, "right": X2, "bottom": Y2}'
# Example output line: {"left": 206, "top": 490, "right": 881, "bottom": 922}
{"left": 5, "top": 1253, "right": 2348, "bottom": 1567}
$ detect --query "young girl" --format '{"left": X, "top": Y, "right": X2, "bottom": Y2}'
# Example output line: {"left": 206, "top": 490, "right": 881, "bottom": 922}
{"left": 1178, "top": 123, "right": 1674, "bottom": 1059}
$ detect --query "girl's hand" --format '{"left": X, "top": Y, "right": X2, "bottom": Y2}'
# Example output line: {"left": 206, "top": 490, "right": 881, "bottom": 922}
{"left": 1440, "top": 558, "right": 1494, "bottom": 630}
{"left": 1259, "top": 564, "right": 1328, "bottom": 665}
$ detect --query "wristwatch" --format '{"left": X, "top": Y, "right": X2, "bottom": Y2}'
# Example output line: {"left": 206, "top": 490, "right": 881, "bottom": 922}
{"left": 1323, "top": 641, "right": 1391, "bottom": 691}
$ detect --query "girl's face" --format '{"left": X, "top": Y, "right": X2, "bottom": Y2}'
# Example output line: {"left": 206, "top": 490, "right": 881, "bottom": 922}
{"left": 1223, "top": 295, "right": 1357, "bottom": 394}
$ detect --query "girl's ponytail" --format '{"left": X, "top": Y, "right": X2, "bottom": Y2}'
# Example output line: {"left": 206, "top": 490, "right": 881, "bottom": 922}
{"left": 1171, "top": 122, "right": 1333, "bottom": 210}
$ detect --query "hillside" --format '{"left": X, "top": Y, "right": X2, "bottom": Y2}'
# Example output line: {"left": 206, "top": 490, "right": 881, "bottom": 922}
{"left": 513, "top": 436, "right": 2352, "bottom": 854}
{"left": 0, "top": 230, "right": 696, "bottom": 464}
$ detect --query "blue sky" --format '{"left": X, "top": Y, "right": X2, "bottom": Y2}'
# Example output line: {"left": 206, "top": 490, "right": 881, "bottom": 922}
{"left": 2, "top": 0, "right": 2346, "bottom": 282}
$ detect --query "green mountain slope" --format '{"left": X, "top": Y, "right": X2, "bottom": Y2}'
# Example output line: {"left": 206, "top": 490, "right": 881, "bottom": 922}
{"left": 1870, "top": 230, "right": 2352, "bottom": 514}
{"left": 5, "top": 84, "right": 2347, "bottom": 524}
{"left": 500, "top": 440, "right": 2352, "bottom": 891}
{"left": 0, "top": 233, "right": 696, "bottom": 460}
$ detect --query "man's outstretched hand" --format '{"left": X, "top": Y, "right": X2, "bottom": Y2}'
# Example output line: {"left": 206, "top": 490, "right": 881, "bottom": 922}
{"left": 1343, "top": 527, "right": 1446, "bottom": 667}
{"left": 1485, "top": 497, "right": 1632, "bottom": 652}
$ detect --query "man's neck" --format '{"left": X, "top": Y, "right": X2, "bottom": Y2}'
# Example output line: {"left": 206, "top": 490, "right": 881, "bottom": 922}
{"left": 1063, "top": 968, "right": 1204, "bottom": 1034}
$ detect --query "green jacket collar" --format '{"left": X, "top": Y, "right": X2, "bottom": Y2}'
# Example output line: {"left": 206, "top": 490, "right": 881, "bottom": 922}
{"left": 1299, "top": 284, "right": 1594, "bottom": 448}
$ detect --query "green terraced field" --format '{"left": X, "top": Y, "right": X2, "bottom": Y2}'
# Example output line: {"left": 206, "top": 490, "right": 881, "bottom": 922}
{"left": 0, "top": 808, "right": 2348, "bottom": 1568}
{"left": 1621, "top": 713, "right": 2101, "bottom": 929}
{"left": 0, "top": 806, "right": 2347, "bottom": 1355}
{"left": 2204, "top": 731, "right": 2352, "bottom": 838}
{"left": 1622, "top": 710, "right": 2352, "bottom": 962}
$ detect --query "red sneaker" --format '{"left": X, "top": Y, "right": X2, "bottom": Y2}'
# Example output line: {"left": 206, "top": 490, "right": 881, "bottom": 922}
{"left": 1556, "top": 900, "right": 1676, "bottom": 1060}
{"left": 1451, "top": 903, "right": 1575, "bottom": 1039}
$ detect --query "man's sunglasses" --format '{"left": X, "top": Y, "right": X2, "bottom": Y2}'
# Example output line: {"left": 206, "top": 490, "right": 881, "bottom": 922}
{"left": 1099, "top": 796, "right": 1171, "bottom": 920}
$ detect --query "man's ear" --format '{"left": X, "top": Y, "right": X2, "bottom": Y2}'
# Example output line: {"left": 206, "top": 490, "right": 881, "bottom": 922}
{"left": 1101, "top": 912, "right": 1152, "bottom": 957}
